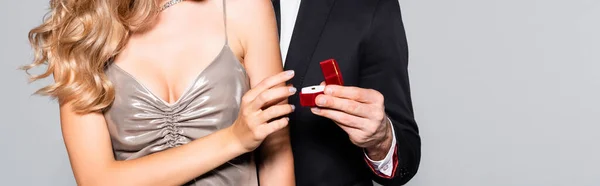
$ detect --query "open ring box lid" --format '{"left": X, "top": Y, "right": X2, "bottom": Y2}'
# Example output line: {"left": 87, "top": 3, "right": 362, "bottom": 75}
{"left": 299, "top": 59, "right": 344, "bottom": 107}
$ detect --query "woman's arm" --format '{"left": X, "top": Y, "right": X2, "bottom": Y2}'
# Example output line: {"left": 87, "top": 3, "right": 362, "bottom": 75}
{"left": 60, "top": 104, "right": 245, "bottom": 186}
{"left": 232, "top": 0, "right": 295, "bottom": 185}
{"left": 60, "top": 73, "right": 295, "bottom": 186}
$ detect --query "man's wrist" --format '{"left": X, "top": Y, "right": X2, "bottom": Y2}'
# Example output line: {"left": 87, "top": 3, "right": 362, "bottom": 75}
{"left": 365, "top": 118, "right": 394, "bottom": 160}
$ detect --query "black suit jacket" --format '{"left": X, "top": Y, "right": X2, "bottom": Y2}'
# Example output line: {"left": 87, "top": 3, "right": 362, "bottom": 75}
{"left": 274, "top": 0, "right": 421, "bottom": 185}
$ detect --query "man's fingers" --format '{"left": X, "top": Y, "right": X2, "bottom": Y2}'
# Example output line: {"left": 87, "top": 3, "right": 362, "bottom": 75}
{"left": 332, "top": 121, "right": 363, "bottom": 140}
{"left": 314, "top": 95, "right": 371, "bottom": 118}
{"left": 250, "top": 85, "right": 296, "bottom": 110}
{"left": 310, "top": 107, "right": 366, "bottom": 129}
{"left": 324, "top": 85, "right": 383, "bottom": 104}
{"left": 243, "top": 70, "right": 295, "bottom": 102}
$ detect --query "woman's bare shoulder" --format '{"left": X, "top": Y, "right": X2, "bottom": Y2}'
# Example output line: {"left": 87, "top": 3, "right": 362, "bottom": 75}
{"left": 226, "top": 0, "right": 277, "bottom": 49}
{"left": 226, "top": 0, "right": 275, "bottom": 19}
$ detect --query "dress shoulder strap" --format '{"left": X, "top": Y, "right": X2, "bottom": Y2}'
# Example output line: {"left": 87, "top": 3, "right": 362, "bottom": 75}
{"left": 222, "top": 0, "right": 228, "bottom": 46}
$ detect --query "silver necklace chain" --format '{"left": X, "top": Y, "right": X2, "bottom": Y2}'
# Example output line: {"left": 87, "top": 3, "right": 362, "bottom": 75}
{"left": 159, "top": 0, "right": 185, "bottom": 12}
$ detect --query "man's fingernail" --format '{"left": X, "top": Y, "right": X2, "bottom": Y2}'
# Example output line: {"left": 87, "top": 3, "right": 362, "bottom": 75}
{"left": 291, "top": 105, "right": 296, "bottom": 111}
{"left": 311, "top": 107, "right": 321, "bottom": 113}
{"left": 289, "top": 87, "right": 297, "bottom": 93}
{"left": 316, "top": 97, "right": 326, "bottom": 106}
{"left": 285, "top": 70, "right": 295, "bottom": 76}
{"left": 325, "top": 87, "right": 333, "bottom": 95}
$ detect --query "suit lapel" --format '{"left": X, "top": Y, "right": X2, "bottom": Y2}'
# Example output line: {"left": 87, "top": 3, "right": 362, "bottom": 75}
{"left": 283, "top": 0, "right": 336, "bottom": 87}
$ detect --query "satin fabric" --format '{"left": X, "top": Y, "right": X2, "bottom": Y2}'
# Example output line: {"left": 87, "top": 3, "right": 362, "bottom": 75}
{"left": 104, "top": 45, "right": 256, "bottom": 186}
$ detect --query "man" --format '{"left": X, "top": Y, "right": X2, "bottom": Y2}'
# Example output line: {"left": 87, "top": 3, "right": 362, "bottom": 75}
{"left": 272, "top": 0, "right": 421, "bottom": 185}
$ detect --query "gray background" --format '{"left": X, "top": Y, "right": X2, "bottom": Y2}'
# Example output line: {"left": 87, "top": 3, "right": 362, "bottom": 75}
{"left": 1, "top": 0, "right": 599, "bottom": 185}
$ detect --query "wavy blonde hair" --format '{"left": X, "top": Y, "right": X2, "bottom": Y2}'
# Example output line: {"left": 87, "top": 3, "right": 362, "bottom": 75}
{"left": 23, "top": 0, "right": 160, "bottom": 113}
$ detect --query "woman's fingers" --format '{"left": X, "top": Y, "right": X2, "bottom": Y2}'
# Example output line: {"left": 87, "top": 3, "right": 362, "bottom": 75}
{"left": 250, "top": 86, "right": 296, "bottom": 111}
{"left": 234, "top": 71, "right": 297, "bottom": 151}
{"left": 256, "top": 117, "right": 290, "bottom": 139}
{"left": 258, "top": 104, "right": 295, "bottom": 123}
{"left": 243, "top": 70, "right": 295, "bottom": 103}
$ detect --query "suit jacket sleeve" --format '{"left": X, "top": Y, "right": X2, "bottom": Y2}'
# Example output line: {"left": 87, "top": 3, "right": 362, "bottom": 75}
{"left": 359, "top": 0, "right": 421, "bottom": 184}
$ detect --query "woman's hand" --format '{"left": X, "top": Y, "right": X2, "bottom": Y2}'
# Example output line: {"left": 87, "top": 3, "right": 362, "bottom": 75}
{"left": 230, "top": 70, "right": 296, "bottom": 152}
{"left": 57, "top": 70, "right": 296, "bottom": 186}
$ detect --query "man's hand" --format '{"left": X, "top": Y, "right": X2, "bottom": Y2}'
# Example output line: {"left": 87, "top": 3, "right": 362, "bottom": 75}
{"left": 310, "top": 82, "right": 394, "bottom": 160}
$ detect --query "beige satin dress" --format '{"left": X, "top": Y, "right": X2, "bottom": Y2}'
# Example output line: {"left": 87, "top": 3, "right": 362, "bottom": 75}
{"left": 102, "top": 1, "right": 257, "bottom": 185}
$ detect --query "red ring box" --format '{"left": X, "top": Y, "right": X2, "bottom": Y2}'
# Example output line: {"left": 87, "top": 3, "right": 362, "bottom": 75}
{"left": 299, "top": 59, "right": 344, "bottom": 107}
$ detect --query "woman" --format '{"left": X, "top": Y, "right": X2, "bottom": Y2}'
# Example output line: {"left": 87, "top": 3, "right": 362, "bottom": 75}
{"left": 24, "top": 0, "right": 295, "bottom": 185}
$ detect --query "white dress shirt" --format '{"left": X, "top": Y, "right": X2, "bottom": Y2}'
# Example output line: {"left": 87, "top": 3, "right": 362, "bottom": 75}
{"left": 278, "top": 0, "right": 398, "bottom": 177}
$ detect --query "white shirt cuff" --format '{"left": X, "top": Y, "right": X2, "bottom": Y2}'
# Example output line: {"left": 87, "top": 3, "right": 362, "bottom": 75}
{"left": 364, "top": 117, "right": 397, "bottom": 176}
